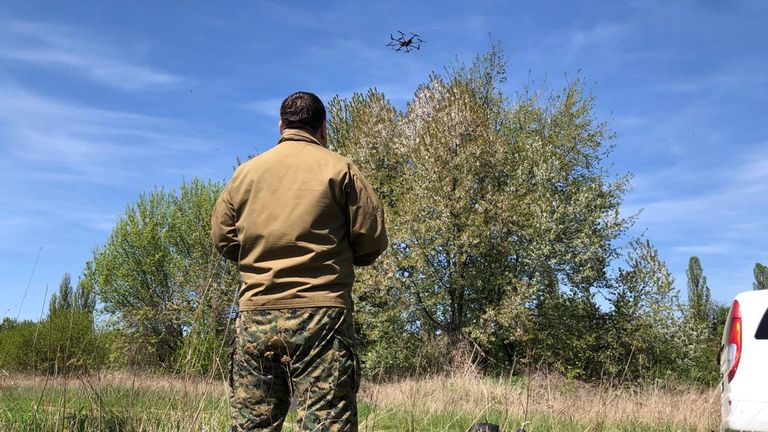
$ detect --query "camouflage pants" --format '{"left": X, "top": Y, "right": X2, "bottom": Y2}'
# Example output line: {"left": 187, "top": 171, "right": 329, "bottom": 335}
{"left": 229, "top": 307, "right": 360, "bottom": 432}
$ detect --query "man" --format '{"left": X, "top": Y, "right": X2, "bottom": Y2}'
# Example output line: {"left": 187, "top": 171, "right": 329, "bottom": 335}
{"left": 211, "top": 91, "right": 388, "bottom": 432}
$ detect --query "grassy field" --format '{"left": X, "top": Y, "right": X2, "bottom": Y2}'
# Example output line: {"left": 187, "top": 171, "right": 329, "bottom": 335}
{"left": 0, "top": 370, "right": 720, "bottom": 431}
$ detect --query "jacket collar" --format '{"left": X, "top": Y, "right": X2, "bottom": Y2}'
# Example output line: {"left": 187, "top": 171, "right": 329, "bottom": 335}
{"left": 278, "top": 128, "right": 323, "bottom": 147}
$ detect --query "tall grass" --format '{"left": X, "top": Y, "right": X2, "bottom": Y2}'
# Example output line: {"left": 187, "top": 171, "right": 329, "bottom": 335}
{"left": 1, "top": 366, "right": 719, "bottom": 431}
{"left": 0, "top": 371, "right": 229, "bottom": 431}
{"left": 360, "top": 370, "right": 720, "bottom": 431}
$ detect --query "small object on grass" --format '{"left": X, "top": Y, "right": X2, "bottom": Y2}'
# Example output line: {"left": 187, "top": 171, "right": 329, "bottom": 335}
{"left": 470, "top": 423, "right": 500, "bottom": 432}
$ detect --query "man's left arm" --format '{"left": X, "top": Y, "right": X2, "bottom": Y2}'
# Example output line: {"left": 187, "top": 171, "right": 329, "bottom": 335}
{"left": 211, "top": 183, "right": 240, "bottom": 262}
{"left": 347, "top": 165, "right": 388, "bottom": 266}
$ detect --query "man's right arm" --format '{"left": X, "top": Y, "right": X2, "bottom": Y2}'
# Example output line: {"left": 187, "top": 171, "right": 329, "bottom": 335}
{"left": 211, "top": 182, "right": 240, "bottom": 262}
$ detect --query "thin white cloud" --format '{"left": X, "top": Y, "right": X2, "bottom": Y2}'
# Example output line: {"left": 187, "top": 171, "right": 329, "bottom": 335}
{"left": 0, "top": 163, "right": 119, "bottom": 254}
{"left": 0, "top": 21, "right": 186, "bottom": 90}
{"left": 612, "top": 115, "right": 649, "bottom": 129}
{"left": 0, "top": 83, "right": 213, "bottom": 184}
{"left": 656, "top": 68, "right": 768, "bottom": 94}
{"left": 0, "top": 196, "right": 117, "bottom": 237}
{"left": 256, "top": 1, "right": 341, "bottom": 30}
{"left": 625, "top": 174, "right": 768, "bottom": 226}
{"left": 622, "top": 149, "right": 759, "bottom": 220}
{"left": 568, "top": 23, "right": 627, "bottom": 54}
{"left": 242, "top": 97, "right": 284, "bottom": 117}
{"left": 673, "top": 243, "right": 731, "bottom": 255}
{"left": 731, "top": 144, "right": 768, "bottom": 182}
{"left": 243, "top": 85, "right": 415, "bottom": 117}
{"left": 624, "top": 146, "right": 768, "bottom": 257}
{"left": 406, "top": 15, "right": 487, "bottom": 34}
{"left": 622, "top": 147, "right": 768, "bottom": 299}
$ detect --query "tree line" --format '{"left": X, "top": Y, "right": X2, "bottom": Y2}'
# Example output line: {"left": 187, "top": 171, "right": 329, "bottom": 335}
{"left": 2, "top": 46, "right": 766, "bottom": 385}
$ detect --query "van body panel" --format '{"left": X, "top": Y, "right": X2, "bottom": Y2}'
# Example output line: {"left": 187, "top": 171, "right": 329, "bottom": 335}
{"left": 723, "top": 400, "right": 768, "bottom": 431}
{"left": 721, "top": 290, "right": 768, "bottom": 432}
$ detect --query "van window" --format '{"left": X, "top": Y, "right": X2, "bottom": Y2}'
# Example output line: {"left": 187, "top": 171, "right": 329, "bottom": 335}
{"left": 757, "top": 309, "right": 768, "bottom": 340}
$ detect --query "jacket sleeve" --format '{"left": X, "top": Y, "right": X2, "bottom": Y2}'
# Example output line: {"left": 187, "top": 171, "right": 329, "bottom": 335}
{"left": 347, "top": 165, "right": 388, "bottom": 266}
{"left": 211, "top": 182, "right": 240, "bottom": 262}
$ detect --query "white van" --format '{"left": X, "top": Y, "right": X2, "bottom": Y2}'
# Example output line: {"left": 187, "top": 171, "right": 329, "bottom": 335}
{"left": 720, "top": 290, "right": 768, "bottom": 432}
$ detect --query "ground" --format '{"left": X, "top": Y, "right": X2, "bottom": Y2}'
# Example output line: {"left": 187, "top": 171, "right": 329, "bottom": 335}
{"left": 0, "top": 371, "right": 719, "bottom": 431}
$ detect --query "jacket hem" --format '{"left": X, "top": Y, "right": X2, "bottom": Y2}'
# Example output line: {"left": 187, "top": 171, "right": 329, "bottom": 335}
{"left": 239, "top": 299, "right": 351, "bottom": 311}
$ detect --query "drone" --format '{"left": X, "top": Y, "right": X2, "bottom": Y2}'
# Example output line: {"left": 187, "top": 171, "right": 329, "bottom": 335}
{"left": 387, "top": 31, "right": 424, "bottom": 53}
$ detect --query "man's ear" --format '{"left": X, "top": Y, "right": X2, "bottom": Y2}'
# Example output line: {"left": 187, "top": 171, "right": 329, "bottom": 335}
{"left": 319, "top": 121, "right": 329, "bottom": 147}
{"left": 278, "top": 120, "right": 285, "bottom": 134}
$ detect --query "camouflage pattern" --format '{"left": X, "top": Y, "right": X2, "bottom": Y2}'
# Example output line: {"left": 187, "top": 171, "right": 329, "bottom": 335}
{"left": 229, "top": 307, "right": 360, "bottom": 432}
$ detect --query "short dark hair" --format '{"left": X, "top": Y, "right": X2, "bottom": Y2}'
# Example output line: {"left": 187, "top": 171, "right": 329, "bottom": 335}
{"left": 280, "top": 91, "right": 326, "bottom": 133}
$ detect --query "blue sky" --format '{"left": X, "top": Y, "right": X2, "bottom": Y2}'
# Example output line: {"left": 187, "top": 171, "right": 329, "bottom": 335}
{"left": 1, "top": 0, "right": 766, "bottom": 320}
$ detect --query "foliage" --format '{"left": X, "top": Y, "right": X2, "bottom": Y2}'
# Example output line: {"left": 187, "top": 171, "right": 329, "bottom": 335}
{"left": 0, "top": 312, "right": 106, "bottom": 374}
{"left": 601, "top": 240, "right": 680, "bottom": 381}
{"left": 0, "top": 318, "right": 36, "bottom": 372}
{"left": 672, "top": 256, "right": 720, "bottom": 384}
{"left": 328, "top": 45, "right": 639, "bottom": 380}
{"left": 754, "top": 262, "right": 768, "bottom": 290}
{"left": 49, "top": 272, "right": 97, "bottom": 317}
{"left": 685, "top": 257, "right": 711, "bottom": 328}
{"left": 86, "top": 178, "right": 238, "bottom": 371}
{"left": 325, "top": 44, "right": 734, "bottom": 385}
{"left": 48, "top": 273, "right": 73, "bottom": 317}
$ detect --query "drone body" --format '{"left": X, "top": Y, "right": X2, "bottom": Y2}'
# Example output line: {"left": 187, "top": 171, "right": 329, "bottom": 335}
{"left": 387, "top": 30, "right": 424, "bottom": 53}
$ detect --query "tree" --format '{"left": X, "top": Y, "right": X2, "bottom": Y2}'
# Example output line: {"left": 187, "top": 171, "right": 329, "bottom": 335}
{"left": 677, "top": 256, "right": 723, "bottom": 384}
{"left": 754, "top": 262, "right": 768, "bottom": 290}
{"left": 49, "top": 272, "right": 97, "bottom": 317}
{"left": 74, "top": 270, "right": 98, "bottom": 313}
{"left": 327, "top": 44, "right": 632, "bottom": 377}
{"left": 87, "top": 178, "right": 238, "bottom": 370}
{"left": 603, "top": 239, "right": 681, "bottom": 381}
{"left": 686, "top": 256, "right": 711, "bottom": 327}
{"left": 48, "top": 273, "right": 73, "bottom": 316}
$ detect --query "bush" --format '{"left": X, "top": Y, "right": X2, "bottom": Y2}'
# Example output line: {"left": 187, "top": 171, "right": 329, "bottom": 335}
{"left": 0, "top": 312, "right": 106, "bottom": 374}
{"left": 0, "top": 318, "right": 37, "bottom": 372}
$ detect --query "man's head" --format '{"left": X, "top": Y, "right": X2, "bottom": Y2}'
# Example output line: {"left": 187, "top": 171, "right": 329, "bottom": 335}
{"left": 279, "top": 91, "right": 327, "bottom": 145}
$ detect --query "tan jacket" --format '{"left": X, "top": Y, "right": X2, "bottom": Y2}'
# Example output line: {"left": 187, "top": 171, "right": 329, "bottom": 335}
{"left": 211, "top": 129, "right": 388, "bottom": 311}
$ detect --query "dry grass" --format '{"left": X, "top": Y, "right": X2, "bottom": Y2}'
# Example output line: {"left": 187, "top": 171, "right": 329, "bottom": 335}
{"left": 0, "top": 369, "right": 227, "bottom": 397}
{"left": 361, "top": 368, "right": 720, "bottom": 431}
{"left": 0, "top": 368, "right": 720, "bottom": 431}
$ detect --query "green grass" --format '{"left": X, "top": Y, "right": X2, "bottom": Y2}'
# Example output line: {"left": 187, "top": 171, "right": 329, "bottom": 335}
{"left": 1, "top": 382, "right": 229, "bottom": 431}
{"left": 0, "top": 376, "right": 715, "bottom": 431}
